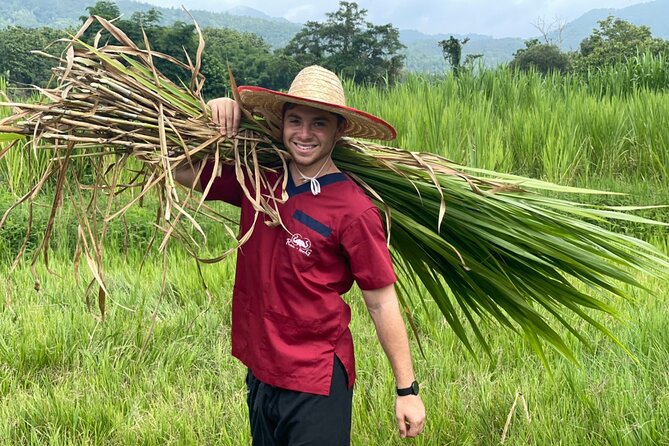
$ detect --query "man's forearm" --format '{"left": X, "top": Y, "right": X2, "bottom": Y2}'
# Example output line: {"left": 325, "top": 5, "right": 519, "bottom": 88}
{"left": 363, "top": 284, "right": 426, "bottom": 438}
{"left": 362, "top": 285, "right": 415, "bottom": 387}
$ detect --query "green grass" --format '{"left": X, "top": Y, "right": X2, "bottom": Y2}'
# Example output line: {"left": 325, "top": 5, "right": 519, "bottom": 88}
{"left": 1, "top": 243, "right": 668, "bottom": 445}
{"left": 2, "top": 58, "right": 669, "bottom": 445}
{"left": 348, "top": 67, "right": 669, "bottom": 191}
{"left": 1, "top": 253, "right": 244, "bottom": 445}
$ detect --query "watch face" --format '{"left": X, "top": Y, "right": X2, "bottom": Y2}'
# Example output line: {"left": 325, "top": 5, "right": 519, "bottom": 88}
{"left": 411, "top": 381, "right": 419, "bottom": 395}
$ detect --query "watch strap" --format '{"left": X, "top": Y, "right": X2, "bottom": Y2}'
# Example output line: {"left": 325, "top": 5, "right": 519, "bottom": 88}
{"left": 396, "top": 380, "right": 419, "bottom": 396}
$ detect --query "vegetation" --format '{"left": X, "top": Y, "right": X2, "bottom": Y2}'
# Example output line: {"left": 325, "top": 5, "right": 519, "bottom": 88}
{"left": 438, "top": 36, "right": 474, "bottom": 76}
{"left": 509, "top": 16, "right": 669, "bottom": 78}
{"left": 0, "top": 7, "right": 669, "bottom": 446}
{"left": 572, "top": 15, "right": 669, "bottom": 74}
{"left": 1, "top": 14, "right": 668, "bottom": 359}
{"left": 0, "top": 26, "right": 67, "bottom": 90}
{"left": 78, "top": 2, "right": 302, "bottom": 95}
{"left": 0, "top": 1, "right": 408, "bottom": 92}
{"left": 346, "top": 60, "right": 669, "bottom": 188}
{"left": 509, "top": 39, "right": 569, "bottom": 74}
{"left": 3, "top": 0, "right": 669, "bottom": 74}
{"left": 0, "top": 250, "right": 668, "bottom": 444}
{"left": 0, "top": 0, "right": 302, "bottom": 48}
{"left": 3, "top": 1, "right": 669, "bottom": 89}
{"left": 282, "top": 1, "right": 405, "bottom": 85}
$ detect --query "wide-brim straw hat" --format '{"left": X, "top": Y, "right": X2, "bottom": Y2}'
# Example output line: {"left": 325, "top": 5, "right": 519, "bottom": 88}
{"left": 238, "top": 65, "right": 397, "bottom": 141}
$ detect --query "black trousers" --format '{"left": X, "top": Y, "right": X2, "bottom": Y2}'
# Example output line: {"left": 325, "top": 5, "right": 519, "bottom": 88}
{"left": 246, "top": 356, "right": 353, "bottom": 446}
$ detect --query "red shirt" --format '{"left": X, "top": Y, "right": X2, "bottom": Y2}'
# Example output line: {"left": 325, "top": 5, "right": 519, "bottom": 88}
{"left": 201, "top": 161, "right": 396, "bottom": 395}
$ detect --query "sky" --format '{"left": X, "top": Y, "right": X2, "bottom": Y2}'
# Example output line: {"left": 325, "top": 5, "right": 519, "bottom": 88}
{"left": 136, "top": 0, "right": 647, "bottom": 37}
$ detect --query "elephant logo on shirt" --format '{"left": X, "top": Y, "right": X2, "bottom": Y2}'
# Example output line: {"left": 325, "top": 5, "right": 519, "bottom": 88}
{"left": 287, "top": 234, "right": 312, "bottom": 256}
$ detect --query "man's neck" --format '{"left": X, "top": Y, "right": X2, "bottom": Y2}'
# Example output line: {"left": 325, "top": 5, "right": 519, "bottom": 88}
{"left": 291, "top": 158, "right": 339, "bottom": 182}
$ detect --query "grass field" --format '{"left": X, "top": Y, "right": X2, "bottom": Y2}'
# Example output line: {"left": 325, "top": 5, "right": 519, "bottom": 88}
{"left": 1, "top": 247, "right": 668, "bottom": 445}
{"left": 1, "top": 60, "right": 669, "bottom": 444}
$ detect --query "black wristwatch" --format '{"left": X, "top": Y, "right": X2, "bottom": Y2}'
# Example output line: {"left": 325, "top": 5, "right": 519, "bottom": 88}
{"left": 396, "top": 380, "right": 419, "bottom": 396}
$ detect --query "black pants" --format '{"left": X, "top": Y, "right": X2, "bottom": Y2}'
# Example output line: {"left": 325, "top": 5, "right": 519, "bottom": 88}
{"left": 246, "top": 356, "right": 353, "bottom": 446}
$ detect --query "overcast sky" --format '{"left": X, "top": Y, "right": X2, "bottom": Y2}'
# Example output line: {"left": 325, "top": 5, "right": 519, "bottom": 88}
{"left": 138, "top": 0, "right": 646, "bottom": 37}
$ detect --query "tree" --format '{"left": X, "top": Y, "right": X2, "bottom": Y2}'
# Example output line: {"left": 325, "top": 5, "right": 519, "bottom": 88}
{"left": 79, "top": 2, "right": 198, "bottom": 88}
{"left": 75, "top": 1, "right": 299, "bottom": 98}
{"left": 201, "top": 28, "right": 301, "bottom": 98}
{"left": 129, "top": 9, "right": 163, "bottom": 29}
{"left": 78, "top": 0, "right": 121, "bottom": 41}
{"left": 80, "top": 0, "right": 120, "bottom": 22}
{"left": 572, "top": 16, "right": 669, "bottom": 72}
{"left": 438, "top": 36, "right": 469, "bottom": 76}
{"left": 510, "top": 39, "right": 569, "bottom": 74}
{"left": 282, "top": 1, "right": 405, "bottom": 85}
{"left": 143, "top": 20, "right": 198, "bottom": 84}
{"left": 0, "top": 26, "right": 66, "bottom": 90}
{"left": 531, "top": 16, "right": 566, "bottom": 45}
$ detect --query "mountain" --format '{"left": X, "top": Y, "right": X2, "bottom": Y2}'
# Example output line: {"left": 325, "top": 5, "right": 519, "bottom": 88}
{"left": 552, "top": 0, "right": 669, "bottom": 51}
{"left": 0, "top": 0, "right": 301, "bottom": 48}
{"left": 401, "top": 33, "right": 525, "bottom": 72}
{"left": 225, "top": 5, "right": 293, "bottom": 23}
{"left": 133, "top": 3, "right": 301, "bottom": 48}
{"left": 225, "top": 6, "right": 275, "bottom": 20}
{"left": 400, "top": 0, "right": 669, "bottom": 71}
{"left": 1, "top": 0, "right": 668, "bottom": 72}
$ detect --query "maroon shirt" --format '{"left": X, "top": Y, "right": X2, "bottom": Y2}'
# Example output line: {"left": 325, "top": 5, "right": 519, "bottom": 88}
{"left": 201, "top": 161, "right": 396, "bottom": 395}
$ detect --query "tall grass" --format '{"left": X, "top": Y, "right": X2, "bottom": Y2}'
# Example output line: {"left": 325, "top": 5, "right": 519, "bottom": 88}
{"left": 585, "top": 52, "right": 669, "bottom": 97}
{"left": 0, "top": 77, "right": 52, "bottom": 195}
{"left": 348, "top": 58, "right": 669, "bottom": 192}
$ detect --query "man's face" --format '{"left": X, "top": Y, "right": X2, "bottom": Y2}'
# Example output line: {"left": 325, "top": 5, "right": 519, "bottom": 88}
{"left": 282, "top": 104, "right": 346, "bottom": 175}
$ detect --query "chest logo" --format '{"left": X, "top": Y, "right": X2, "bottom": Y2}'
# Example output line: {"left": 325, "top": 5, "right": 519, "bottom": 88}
{"left": 287, "top": 234, "right": 312, "bottom": 256}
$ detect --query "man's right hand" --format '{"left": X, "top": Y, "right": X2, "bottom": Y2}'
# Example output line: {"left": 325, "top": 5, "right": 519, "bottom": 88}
{"left": 208, "top": 97, "right": 241, "bottom": 137}
{"left": 173, "top": 97, "right": 241, "bottom": 189}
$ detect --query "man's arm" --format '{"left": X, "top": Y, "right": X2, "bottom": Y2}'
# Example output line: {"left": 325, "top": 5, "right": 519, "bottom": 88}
{"left": 362, "top": 284, "right": 426, "bottom": 439}
{"left": 174, "top": 97, "right": 241, "bottom": 189}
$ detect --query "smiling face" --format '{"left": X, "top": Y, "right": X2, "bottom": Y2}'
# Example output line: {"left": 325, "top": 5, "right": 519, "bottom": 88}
{"left": 282, "top": 104, "right": 347, "bottom": 176}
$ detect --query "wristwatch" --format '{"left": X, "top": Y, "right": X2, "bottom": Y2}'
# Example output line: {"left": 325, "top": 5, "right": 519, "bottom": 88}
{"left": 396, "top": 380, "right": 419, "bottom": 396}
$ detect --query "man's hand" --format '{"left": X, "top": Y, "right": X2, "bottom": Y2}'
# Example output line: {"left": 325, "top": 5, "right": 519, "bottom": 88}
{"left": 172, "top": 97, "right": 239, "bottom": 189}
{"left": 208, "top": 97, "right": 241, "bottom": 137}
{"left": 396, "top": 394, "right": 425, "bottom": 438}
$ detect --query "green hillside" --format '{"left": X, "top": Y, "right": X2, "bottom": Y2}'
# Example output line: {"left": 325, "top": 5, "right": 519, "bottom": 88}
{"left": 0, "top": 0, "right": 301, "bottom": 48}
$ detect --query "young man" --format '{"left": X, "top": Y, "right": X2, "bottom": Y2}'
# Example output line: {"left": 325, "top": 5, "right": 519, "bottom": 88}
{"left": 177, "top": 65, "right": 425, "bottom": 445}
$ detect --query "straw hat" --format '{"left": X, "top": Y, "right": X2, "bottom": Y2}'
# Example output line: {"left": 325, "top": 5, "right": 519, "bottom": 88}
{"left": 238, "top": 65, "right": 397, "bottom": 141}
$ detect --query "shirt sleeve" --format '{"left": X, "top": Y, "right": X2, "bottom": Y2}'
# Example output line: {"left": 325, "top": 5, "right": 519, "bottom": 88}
{"left": 341, "top": 207, "right": 397, "bottom": 291}
{"left": 199, "top": 160, "right": 243, "bottom": 206}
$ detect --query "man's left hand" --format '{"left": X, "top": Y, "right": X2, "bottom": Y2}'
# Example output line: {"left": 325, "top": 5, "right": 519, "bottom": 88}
{"left": 396, "top": 395, "right": 426, "bottom": 438}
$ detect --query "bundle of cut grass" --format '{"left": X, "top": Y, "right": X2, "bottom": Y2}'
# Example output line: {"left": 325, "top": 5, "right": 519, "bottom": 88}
{"left": 1, "top": 15, "right": 668, "bottom": 362}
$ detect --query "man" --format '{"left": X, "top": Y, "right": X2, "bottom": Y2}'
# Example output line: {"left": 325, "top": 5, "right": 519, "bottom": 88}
{"left": 176, "top": 65, "right": 425, "bottom": 445}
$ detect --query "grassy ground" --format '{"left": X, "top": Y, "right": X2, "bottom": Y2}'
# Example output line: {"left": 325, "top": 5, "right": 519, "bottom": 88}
{"left": 2, "top": 62, "right": 669, "bottom": 445}
{"left": 0, "top": 239, "right": 667, "bottom": 445}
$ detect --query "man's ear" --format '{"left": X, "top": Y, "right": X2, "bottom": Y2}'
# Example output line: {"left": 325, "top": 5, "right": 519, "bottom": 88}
{"left": 336, "top": 120, "right": 348, "bottom": 140}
